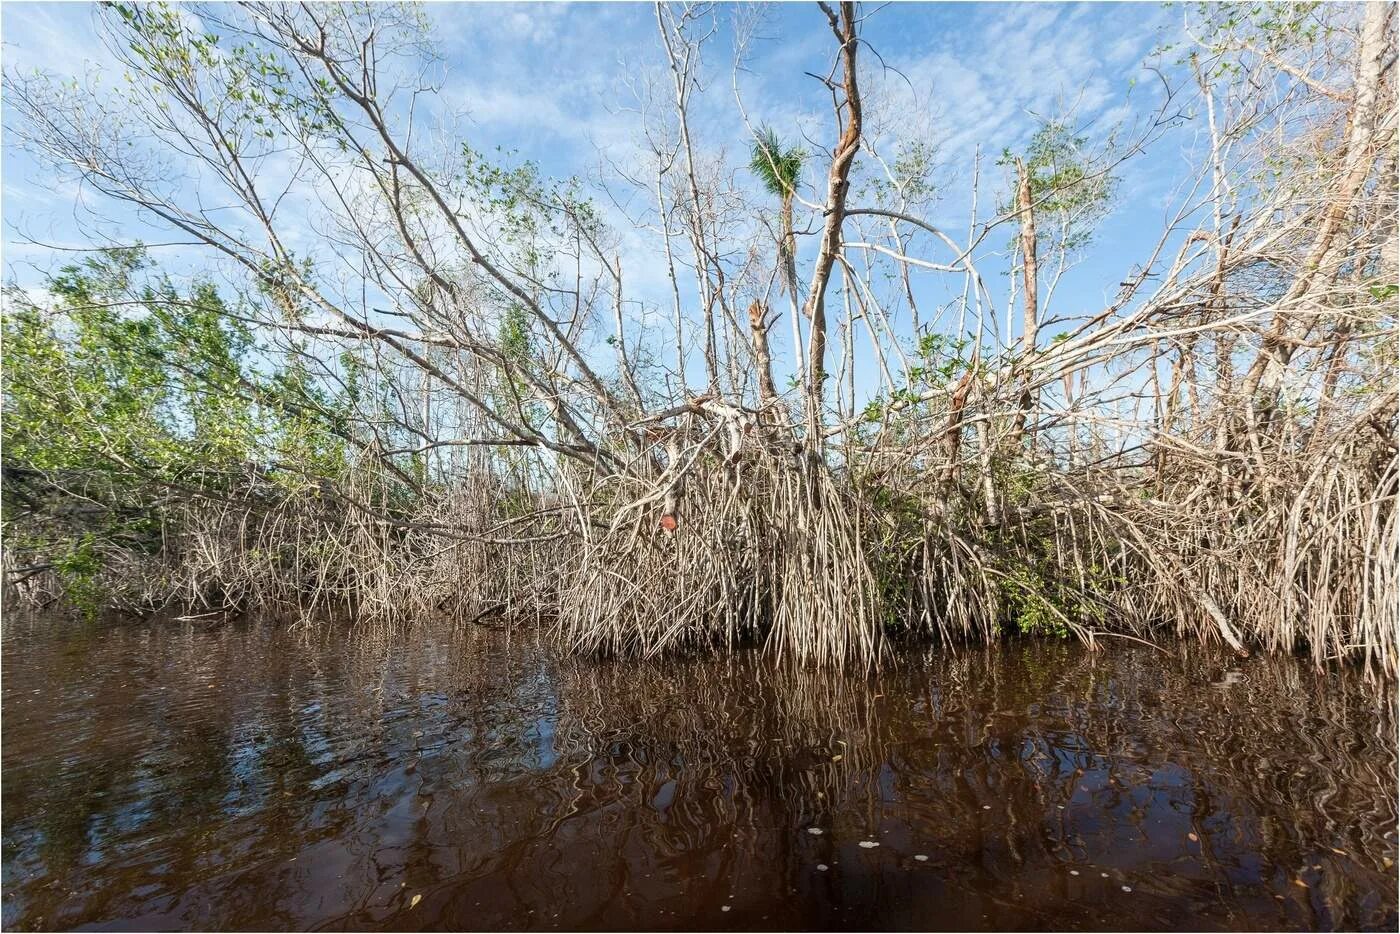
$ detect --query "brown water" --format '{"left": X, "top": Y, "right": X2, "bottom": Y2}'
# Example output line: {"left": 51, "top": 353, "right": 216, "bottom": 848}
{"left": 2, "top": 615, "right": 1396, "bottom": 932}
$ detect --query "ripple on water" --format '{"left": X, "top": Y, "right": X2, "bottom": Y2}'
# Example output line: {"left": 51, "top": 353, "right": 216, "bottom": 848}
{"left": 1, "top": 615, "right": 1396, "bottom": 932}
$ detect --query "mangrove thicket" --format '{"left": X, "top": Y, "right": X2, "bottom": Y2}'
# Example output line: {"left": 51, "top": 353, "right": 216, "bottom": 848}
{"left": 2, "top": 2, "right": 1396, "bottom": 676}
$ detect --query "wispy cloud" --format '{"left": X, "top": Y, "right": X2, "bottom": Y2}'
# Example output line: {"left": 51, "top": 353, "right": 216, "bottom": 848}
{"left": 2, "top": 0, "right": 1191, "bottom": 333}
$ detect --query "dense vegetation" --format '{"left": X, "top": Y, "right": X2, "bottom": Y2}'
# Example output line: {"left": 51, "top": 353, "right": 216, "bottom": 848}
{"left": 3, "top": 2, "right": 1395, "bottom": 676}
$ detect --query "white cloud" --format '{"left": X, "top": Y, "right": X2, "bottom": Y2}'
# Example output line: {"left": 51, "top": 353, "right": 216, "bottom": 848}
{"left": 0, "top": 0, "right": 1198, "bottom": 381}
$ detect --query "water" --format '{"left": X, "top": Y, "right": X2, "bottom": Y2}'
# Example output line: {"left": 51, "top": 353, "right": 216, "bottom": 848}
{"left": 2, "top": 615, "right": 1395, "bottom": 931}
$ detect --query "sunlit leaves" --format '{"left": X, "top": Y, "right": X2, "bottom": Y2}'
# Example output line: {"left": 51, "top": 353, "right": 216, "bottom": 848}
{"left": 1000, "top": 121, "right": 1117, "bottom": 253}
{"left": 749, "top": 126, "right": 805, "bottom": 200}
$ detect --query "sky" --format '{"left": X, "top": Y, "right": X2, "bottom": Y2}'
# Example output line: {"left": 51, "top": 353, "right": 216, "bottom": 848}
{"left": 0, "top": 1, "right": 1197, "bottom": 403}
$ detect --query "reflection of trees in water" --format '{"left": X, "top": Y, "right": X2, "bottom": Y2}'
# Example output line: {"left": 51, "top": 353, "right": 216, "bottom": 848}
{"left": 427, "top": 636, "right": 1397, "bottom": 930}
{"left": 3, "top": 621, "right": 327, "bottom": 930}
{"left": 881, "top": 642, "right": 1398, "bottom": 930}
{"left": 2, "top": 619, "right": 1395, "bottom": 930}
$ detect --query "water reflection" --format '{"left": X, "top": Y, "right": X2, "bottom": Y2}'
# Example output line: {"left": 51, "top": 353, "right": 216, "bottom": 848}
{"left": 2, "top": 616, "right": 1395, "bottom": 931}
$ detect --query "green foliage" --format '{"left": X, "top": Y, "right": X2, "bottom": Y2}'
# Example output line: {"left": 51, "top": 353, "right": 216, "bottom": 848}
{"left": 992, "top": 456, "right": 1041, "bottom": 507}
{"left": 1194, "top": 2, "right": 1324, "bottom": 58}
{"left": 978, "top": 459, "right": 1122, "bottom": 638}
{"left": 910, "top": 332, "right": 973, "bottom": 384}
{"left": 849, "top": 474, "right": 929, "bottom": 631}
{"left": 1000, "top": 121, "right": 1117, "bottom": 252}
{"left": 999, "top": 565, "right": 1072, "bottom": 638}
{"left": 460, "top": 144, "right": 599, "bottom": 283}
{"left": 890, "top": 141, "right": 937, "bottom": 200}
{"left": 866, "top": 139, "right": 938, "bottom": 207}
{"left": 858, "top": 332, "right": 975, "bottom": 429}
{"left": 749, "top": 126, "right": 805, "bottom": 200}
{"left": 2, "top": 248, "right": 250, "bottom": 475}
{"left": 109, "top": 1, "right": 308, "bottom": 143}
{"left": 997, "top": 552, "right": 1119, "bottom": 639}
{"left": 499, "top": 303, "right": 531, "bottom": 365}
{"left": 53, "top": 533, "right": 105, "bottom": 620}
{"left": 1, "top": 247, "right": 356, "bottom": 610}
{"left": 265, "top": 353, "right": 351, "bottom": 485}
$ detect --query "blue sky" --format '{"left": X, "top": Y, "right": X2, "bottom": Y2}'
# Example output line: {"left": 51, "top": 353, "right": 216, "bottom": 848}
{"left": 2, "top": 1, "right": 1195, "bottom": 401}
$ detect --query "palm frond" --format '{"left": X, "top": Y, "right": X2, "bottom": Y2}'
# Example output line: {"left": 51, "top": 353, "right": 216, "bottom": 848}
{"left": 749, "top": 126, "right": 805, "bottom": 199}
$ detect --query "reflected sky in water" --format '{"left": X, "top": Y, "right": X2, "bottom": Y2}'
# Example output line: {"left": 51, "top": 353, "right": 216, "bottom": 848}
{"left": 3, "top": 616, "right": 1395, "bottom": 931}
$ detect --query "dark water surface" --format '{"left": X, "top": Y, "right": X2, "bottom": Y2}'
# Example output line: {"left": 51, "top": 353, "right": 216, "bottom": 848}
{"left": 2, "top": 615, "right": 1396, "bottom": 932}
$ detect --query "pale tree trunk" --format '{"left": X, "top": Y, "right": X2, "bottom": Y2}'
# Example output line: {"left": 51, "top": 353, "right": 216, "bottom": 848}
{"left": 780, "top": 190, "right": 806, "bottom": 386}
{"left": 656, "top": 3, "right": 722, "bottom": 395}
{"left": 1014, "top": 157, "right": 1039, "bottom": 446}
{"left": 610, "top": 255, "right": 645, "bottom": 409}
{"left": 803, "top": 1, "right": 862, "bottom": 451}
{"left": 1241, "top": 2, "right": 1392, "bottom": 422}
{"left": 748, "top": 300, "right": 778, "bottom": 404}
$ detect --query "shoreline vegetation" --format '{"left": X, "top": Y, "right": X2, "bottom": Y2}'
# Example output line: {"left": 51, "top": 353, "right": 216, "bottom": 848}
{"left": 2, "top": 3, "right": 1396, "bottom": 678}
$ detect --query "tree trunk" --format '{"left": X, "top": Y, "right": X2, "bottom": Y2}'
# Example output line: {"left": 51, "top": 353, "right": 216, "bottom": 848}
{"left": 1014, "top": 157, "right": 1039, "bottom": 447}
{"left": 1240, "top": 2, "right": 1392, "bottom": 416}
{"left": 802, "top": 1, "right": 862, "bottom": 451}
{"left": 748, "top": 300, "right": 778, "bottom": 404}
